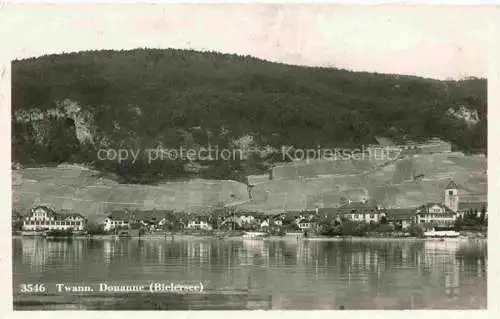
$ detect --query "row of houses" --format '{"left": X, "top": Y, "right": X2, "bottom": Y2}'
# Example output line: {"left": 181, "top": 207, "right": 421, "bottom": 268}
{"left": 102, "top": 210, "right": 216, "bottom": 231}
{"left": 16, "top": 181, "right": 486, "bottom": 234}
{"left": 315, "top": 180, "right": 486, "bottom": 230}
{"left": 226, "top": 180, "right": 487, "bottom": 232}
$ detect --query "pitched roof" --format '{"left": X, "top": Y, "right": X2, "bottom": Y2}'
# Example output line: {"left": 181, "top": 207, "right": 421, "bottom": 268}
{"left": 337, "top": 201, "right": 377, "bottom": 211}
{"left": 310, "top": 215, "right": 322, "bottom": 222}
{"left": 418, "top": 203, "right": 456, "bottom": 214}
{"left": 317, "top": 207, "right": 344, "bottom": 218}
{"left": 385, "top": 208, "right": 417, "bottom": 220}
{"left": 107, "top": 209, "right": 173, "bottom": 221}
{"left": 58, "top": 210, "right": 85, "bottom": 219}
{"left": 31, "top": 205, "right": 56, "bottom": 214}
{"left": 298, "top": 218, "right": 310, "bottom": 224}
{"left": 107, "top": 210, "right": 130, "bottom": 220}
{"left": 131, "top": 210, "right": 173, "bottom": 221}
{"left": 446, "top": 180, "right": 459, "bottom": 189}
{"left": 189, "top": 216, "right": 210, "bottom": 223}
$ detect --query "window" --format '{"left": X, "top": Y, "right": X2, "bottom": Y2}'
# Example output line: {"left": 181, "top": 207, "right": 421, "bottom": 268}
{"left": 448, "top": 190, "right": 453, "bottom": 196}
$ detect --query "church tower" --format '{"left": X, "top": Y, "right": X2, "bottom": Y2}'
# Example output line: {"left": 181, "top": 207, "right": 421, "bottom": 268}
{"left": 444, "top": 180, "right": 459, "bottom": 212}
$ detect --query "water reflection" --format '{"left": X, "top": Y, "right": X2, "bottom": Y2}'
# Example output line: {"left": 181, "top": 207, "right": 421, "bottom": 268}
{"left": 13, "top": 238, "right": 487, "bottom": 309}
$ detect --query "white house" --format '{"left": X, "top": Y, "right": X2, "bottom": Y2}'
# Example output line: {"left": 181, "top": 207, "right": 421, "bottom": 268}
{"left": 273, "top": 219, "right": 283, "bottom": 227}
{"left": 331, "top": 201, "right": 385, "bottom": 223}
{"left": 103, "top": 217, "right": 130, "bottom": 231}
{"left": 416, "top": 203, "right": 457, "bottom": 226}
{"left": 22, "top": 205, "right": 86, "bottom": 231}
{"left": 103, "top": 211, "right": 131, "bottom": 231}
{"left": 186, "top": 217, "right": 212, "bottom": 230}
{"left": 103, "top": 209, "right": 174, "bottom": 231}
{"left": 235, "top": 214, "right": 256, "bottom": 227}
{"left": 415, "top": 181, "right": 464, "bottom": 227}
{"left": 297, "top": 219, "right": 313, "bottom": 231}
{"left": 260, "top": 219, "right": 270, "bottom": 231}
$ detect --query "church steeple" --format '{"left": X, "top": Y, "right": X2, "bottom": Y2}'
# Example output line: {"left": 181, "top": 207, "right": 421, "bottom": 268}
{"left": 446, "top": 180, "right": 459, "bottom": 190}
{"left": 444, "top": 180, "right": 459, "bottom": 212}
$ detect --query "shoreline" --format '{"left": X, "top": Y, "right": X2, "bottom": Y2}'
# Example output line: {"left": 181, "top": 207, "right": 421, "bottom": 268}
{"left": 12, "top": 233, "right": 487, "bottom": 242}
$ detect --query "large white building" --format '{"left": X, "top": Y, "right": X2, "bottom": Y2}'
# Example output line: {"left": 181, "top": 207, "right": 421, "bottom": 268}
{"left": 22, "top": 205, "right": 86, "bottom": 231}
{"left": 416, "top": 181, "right": 461, "bottom": 226}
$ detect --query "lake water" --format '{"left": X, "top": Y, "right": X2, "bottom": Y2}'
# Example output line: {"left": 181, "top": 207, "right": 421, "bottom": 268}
{"left": 12, "top": 237, "right": 487, "bottom": 310}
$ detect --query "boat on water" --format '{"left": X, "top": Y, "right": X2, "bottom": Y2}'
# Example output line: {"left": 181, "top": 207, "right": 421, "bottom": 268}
{"left": 20, "top": 231, "right": 45, "bottom": 237}
{"left": 243, "top": 232, "right": 267, "bottom": 239}
{"left": 424, "top": 227, "right": 460, "bottom": 238}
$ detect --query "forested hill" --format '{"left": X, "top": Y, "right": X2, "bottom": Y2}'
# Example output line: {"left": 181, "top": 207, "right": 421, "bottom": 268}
{"left": 12, "top": 48, "right": 487, "bottom": 184}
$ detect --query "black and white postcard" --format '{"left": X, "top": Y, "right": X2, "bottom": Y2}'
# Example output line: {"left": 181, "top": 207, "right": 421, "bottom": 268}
{"left": 1, "top": 1, "right": 497, "bottom": 314}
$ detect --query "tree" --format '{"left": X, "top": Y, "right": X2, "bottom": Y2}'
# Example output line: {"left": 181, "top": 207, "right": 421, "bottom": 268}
{"left": 12, "top": 49, "right": 486, "bottom": 183}
{"left": 318, "top": 219, "right": 342, "bottom": 236}
{"left": 12, "top": 220, "right": 24, "bottom": 231}
{"left": 407, "top": 223, "right": 424, "bottom": 238}
{"left": 454, "top": 216, "right": 463, "bottom": 231}
{"left": 87, "top": 222, "right": 106, "bottom": 235}
{"left": 479, "top": 206, "right": 487, "bottom": 225}
{"left": 380, "top": 215, "right": 388, "bottom": 224}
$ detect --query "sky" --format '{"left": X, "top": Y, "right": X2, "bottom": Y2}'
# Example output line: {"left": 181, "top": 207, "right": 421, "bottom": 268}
{"left": 1, "top": 3, "right": 498, "bottom": 79}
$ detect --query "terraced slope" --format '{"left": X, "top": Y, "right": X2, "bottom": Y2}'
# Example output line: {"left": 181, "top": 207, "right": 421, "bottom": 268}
{"left": 13, "top": 152, "right": 486, "bottom": 217}
{"left": 242, "top": 152, "right": 486, "bottom": 211}
{"left": 13, "top": 166, "right": 249, "bottom": 220}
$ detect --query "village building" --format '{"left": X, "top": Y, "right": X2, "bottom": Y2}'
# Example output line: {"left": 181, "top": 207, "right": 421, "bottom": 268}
{"left": 293, "top": 210, "right": 316, "bottom": 225}
{"left": 272, "top": 217, "right": 283, "bottom": 227}
{"left": 103, "top": 209, "right": 174, "bottom": 231}
{"left": 260, "top": 219, "right": 270, "bottom": 231}
{"left": 443, "top": 180, "right": 460, "bottom": 212}
{"left": 415, "top": 180, "right": 486, "bottom": 227}
{"left": 22, "top": 205, "right": 86, "bottom": 231}
{"left": 416, "top": 203, "right": 457, "bottom": 226}
{"left": 219, "top": 211, "right": 259, "bottom": 230}
{"left": 415, "top": 181, "right": 460, "bottom": 226}
{"left": 132, "top": 210, "right": 174, "bottom": 230}
{"left": 186, "top": 216, "right": 212, "bottom": 230}
{"left": 385, "top": 208, "right": 417, "bottom": 229}
{"left": 234, "top": 213, "right": 257, "bottom": 227}
{"left": 316, "top": 207, "right": 343, "bottom": 222}
{"left": 103, "top": 211, "right": 131, "bottom": 231}
{"left": 331, "top": 201, "right": 385, "bottom": 223}
{"left": 297, "top": 218, "right": 313, "bottom": 231}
